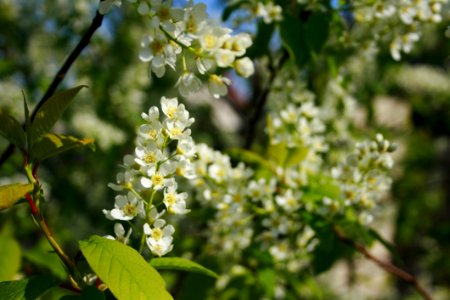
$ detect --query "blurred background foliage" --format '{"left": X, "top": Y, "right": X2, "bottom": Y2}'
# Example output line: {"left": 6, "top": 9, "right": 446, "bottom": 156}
{"left": 0, "top": 0, "right": 449, "bottom": 299}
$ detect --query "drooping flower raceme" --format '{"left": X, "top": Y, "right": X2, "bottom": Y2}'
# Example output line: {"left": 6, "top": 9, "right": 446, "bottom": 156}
{"left": 133, "top": 0, "right": 254, "bottom": 97}
{"left": 104, "top": 96, "right": 196, "bottom": 256}
{"left": 331, "top": 134, "right": 396, "bottom": 224}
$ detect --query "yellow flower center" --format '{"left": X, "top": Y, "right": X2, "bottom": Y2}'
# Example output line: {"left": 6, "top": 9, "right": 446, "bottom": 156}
{"left": 151, "top": 228, "right": 163, "bottom": 240}
{"left": 204, "top": 34, "right": 217, "bottom": 49}
{"left": 144, "top": 152, "right": 157, "bottom": 164}
{"left": 165, "top": 193, "right": 177, "bottom": 205}
{"left": 150, "top": 40, "right": 164, "bottom": 54}
{"left": 152, "top": 174, "right": 164, "bottom": 186}
{"left": 166, "top": 107, "right": 177, "bottom": 119}
{"left": 123, "top": 203, "right": 136, "bottom": 216}
{"left": 148, "top": 129, "right": 158, "bottom": 139}
{"left": 170, "top": 127, "right": 182, "bottom": 137}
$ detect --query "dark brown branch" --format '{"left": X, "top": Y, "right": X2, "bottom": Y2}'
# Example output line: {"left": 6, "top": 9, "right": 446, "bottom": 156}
{"left": 0, "top": 10, "right": 104, "bottom": 167}
{"left": 244, "top": 52, "right": 288, "bottom": 149}
{"left": 334, "top": 227, "right": 433, "bottom": 300}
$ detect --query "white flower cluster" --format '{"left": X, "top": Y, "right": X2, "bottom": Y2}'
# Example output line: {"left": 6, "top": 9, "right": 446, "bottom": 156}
{"left": 133, "top": 0, "right": 253, "bottom": 98}
{"left": 191, "top": 144, "right": 254, "bottom": 257}
{"left": 266, "top": 69, "right": 329, "bottom": 187}
{"left": 331, "top": 134, "right": 396, "bottom": 224}
{"left": 190, "top": 143, "right": 321, "bottom": 280}
{"left": 352, "top": 0, "right": 448, "bottom": 61}
{"left": 103, "top": 96, "right": 196, "bottom": 256}
{"left": 254, "top": 1, "right": 283, "bottom": 24}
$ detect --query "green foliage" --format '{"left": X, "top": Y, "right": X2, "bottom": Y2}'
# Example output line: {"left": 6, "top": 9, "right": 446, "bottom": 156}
{"left": 279, "top": 12, "right": 330, "bottom": 67}
{"left": 256, "top": 268, "right": 276, "bottom": 297}
{"left": 311, "top": 223, "right": 353, "bottom": 275}
{"left": 304, "top": 12, "right": 330, "bottom": 54}
{"left": 79, "top": 235, "right": 173, "bottom": 300}
{"left": 59, "top": 286, "right": 105, "bottom": 300}
{"left": 23, "top": 238, "right": 68, "bottom": 280}
{"left": 222, "top": 0, "right": 247, "bottom": 21}
{"left": 0, "top": 183, "right": 34, "bottom": 211}
{"left": 0, "top": 235, "right": 21, "bottom": 281}
{"left": 30, "top": 86, "right": 86, "bottom": 143}
{"left": 279, "top": 14, "right": 310, "bottom": 68}
{"left": 30, "top": 134, "right": 95, "bottom": 162}
{"left": 0, "top": 109, "right": 26, "bottom": 150}
{"left": 150, "top": 257, "right": 218, "bottom": 278}
{"left": 0, "top": 275, "right": 56, "bottom": 300}
{"left": 246, "top": 21, "right": 275, "bottom": 59}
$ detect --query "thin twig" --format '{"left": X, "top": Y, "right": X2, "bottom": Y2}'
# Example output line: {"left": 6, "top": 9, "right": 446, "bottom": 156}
{"left": 0, "top": 10, "right": 104, "bottom": 167}
{"left": 334, "top": 227, "right": 433, "bottom": 300}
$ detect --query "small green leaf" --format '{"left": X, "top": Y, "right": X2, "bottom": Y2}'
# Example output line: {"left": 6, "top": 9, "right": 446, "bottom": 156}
{"left": 227, "top": 148, "right": 274, "bottom": 172}
{"left": 0, "top": 110, "right": 26, "bottom": 150}
{"left": 0, "top": 183, "right": 34, "bottom": 211}
{"left": 79, "top": 235, "right": 173, "bottom": 300}
{"left": 30, "top": 133, "right": 95, "bottom": 161}
{"left": 30, "top": 85, "right": 86, "bottom": 142}
{"left": 278, "top": 14, "right": 309, "bottom": 67}
{"left": 0, "top": 275, "right": 56, "bottom": 300}
{"left": 267, "top": 142, "right": 288, "bottom": 166}
{"left": 285, "top": 146, "right": 309, "bottom": 167}
{"left": 0, "top": 235, "right": 21, "bottom": 281}
{"left": 150, "top": 257, "right": 218, "bottom": 278}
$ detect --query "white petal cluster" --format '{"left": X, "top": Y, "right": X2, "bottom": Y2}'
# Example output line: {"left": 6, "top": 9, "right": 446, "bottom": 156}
{"left": 255, "top": 2, "right": 283, "bottom": 24}
{"left": 331, "top": 134, "right": 396, "bottom": 223}
{"left": 133, "top": 0, "right": 253, "bottom": 97}
{"left": 104, "top": 96, "right": 196, "bottom": 256}
{"left": 98, "top": 0, "right": 121, "bottom": 15}
{"left": 352, "top": 0, "right": 448, "bottom": 61}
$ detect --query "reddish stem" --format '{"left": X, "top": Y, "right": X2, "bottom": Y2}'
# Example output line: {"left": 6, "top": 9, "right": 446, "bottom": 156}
{"left": 334, "top": 227, "right": 433, "bottom": 300}
{"left": 25, "top": 194, "right": 38, "bottom": 216}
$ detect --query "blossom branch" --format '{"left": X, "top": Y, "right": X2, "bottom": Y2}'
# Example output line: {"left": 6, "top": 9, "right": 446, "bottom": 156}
{"left": 334, "top": 227, "right": 433, "bottom": 300}
{"left": 0, "top": 8, "right": 104, "bottom": 167}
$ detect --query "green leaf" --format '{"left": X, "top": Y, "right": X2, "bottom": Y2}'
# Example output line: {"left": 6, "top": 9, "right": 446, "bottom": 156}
{"left": 79, "top": 235, "right": 173, "bottom": 300}
{"left": 30, "top": 133, "right": 95, "bottom": 161}
{"left": 23, "top": 238, "right": 67, "bottom": 280}
{"left": 311, "top": 222, "right": 354, "bottom": 274}
{"left": 60, "top": 286, "right": 105, "bottom": 300}
{"left": 30, "top": 85, "right": 86, "bottom": 142}
{"left": 0, "top": 110, "right": 26, "bottom": 150}
{"left": 305, "top": 12, "right": 330, "bottom": 54}
{"left": 0, "top": 275, "right": 56, "bottom": 300}
{"left": 278, "top": 14, "right": 309, "bottom": 67}
{"left": 23, "top": 94, "right": 32, "bottom": 151}
{"left": 246, "top": 21, "right": 275, "bottom": 59}
{"left": 285, "top": 146, "right": 309, "bottom": 167}
{"left": 257, "top": 268, "right": 276, "bottom": 297}
{"left": 227, "top": 148, "right": 274, "bottom": 172}
{"left": 150, "top": 257, "right": 218, "bottom": 278}
{"left": 0, "top": 183, "right": 34, "bottom": 211}
{"left": 368, "top": 229, "right": 400, "bottom": 261}
{"left": 0, "top": 235, "right": 21, "bottom": 281}
{"left": 222, "top": 0, "right": 247, "bottom": 21}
